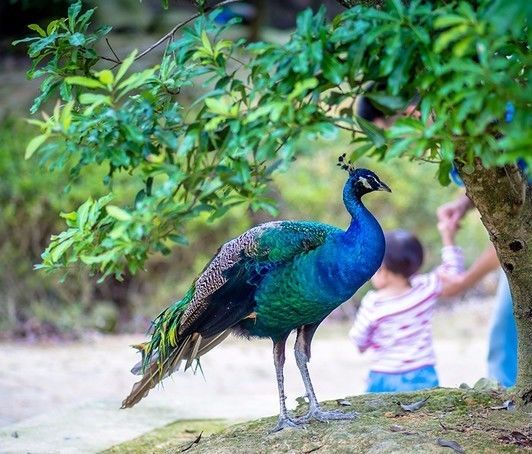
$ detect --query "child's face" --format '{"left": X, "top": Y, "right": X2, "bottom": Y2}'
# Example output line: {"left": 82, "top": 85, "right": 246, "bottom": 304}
{"left": 370, "top": 267, "right": 388, "bottom": 289}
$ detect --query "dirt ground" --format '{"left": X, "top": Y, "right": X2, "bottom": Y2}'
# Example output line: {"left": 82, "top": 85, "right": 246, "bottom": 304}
{"left": 0, "top": 298, "right": 493, "bottom": 428}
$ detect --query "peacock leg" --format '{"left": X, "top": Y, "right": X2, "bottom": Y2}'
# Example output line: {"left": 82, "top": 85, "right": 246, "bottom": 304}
{"left": 294, "top": 323, "right": 358, "bottom": 423}
{"left": 270, "top": 334, "right": 299, "bottom": 432}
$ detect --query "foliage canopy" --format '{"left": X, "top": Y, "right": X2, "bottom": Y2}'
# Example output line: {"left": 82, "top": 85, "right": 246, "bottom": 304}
{"left": 15, "top": 0, "right": 530, "bottom": 279}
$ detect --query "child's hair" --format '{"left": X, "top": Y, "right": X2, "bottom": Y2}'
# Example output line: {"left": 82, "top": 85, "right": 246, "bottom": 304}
{"left": 356, "top": 83, "right": 420, "bottom": 122}
{"left": 383, "top": 230, "right": 424, "bottom": 278}
{"left": 356, "top": 95, "right": 385, "bottom": 122}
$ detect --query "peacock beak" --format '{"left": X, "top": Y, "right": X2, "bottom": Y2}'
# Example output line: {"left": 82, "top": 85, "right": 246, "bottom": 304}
{"left": 378, "top": 181, "right": 392, "bottom": 192}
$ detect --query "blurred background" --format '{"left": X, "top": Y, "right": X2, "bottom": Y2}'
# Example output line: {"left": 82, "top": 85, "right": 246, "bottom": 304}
{"left": 0, "top": 1, "right": 495, "bottom": 451}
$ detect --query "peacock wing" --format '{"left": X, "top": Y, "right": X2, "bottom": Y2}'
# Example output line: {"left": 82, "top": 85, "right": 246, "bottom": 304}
{"left": 178, "top": 221, "right": 339, "bottom": 337}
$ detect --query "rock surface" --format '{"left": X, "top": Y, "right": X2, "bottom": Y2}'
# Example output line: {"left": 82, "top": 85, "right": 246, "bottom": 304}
{"left": 107, "top": 387, "right": 532, "bottom": 453}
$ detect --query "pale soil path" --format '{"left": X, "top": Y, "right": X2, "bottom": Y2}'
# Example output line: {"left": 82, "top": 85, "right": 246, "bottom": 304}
{"left": 0, "top": 300, "right": 492, "bottom": 453}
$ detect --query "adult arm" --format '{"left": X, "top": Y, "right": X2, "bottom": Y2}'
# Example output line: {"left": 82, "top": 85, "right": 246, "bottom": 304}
{"left": 439, "top": 244, "right": 499, "bottom": 297}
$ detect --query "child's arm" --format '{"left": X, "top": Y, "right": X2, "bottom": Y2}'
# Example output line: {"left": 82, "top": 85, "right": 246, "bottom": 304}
{"left": 437, "top": 219, "right": 465, "bottom": 276}
{"left": 348, "top": 296, "right": 374, "bottom": 353}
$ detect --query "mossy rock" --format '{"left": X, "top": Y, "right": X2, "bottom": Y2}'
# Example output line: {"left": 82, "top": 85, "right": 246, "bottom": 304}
{"left": 107, "top": 388, "right": 532, "bottom": 453}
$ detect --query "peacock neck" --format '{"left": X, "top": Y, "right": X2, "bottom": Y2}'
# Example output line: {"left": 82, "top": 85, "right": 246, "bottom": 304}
{"left": 343, "top": 182, "right": 376, "bottom": 236}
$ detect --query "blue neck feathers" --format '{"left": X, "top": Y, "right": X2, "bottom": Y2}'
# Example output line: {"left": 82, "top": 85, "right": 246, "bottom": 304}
{"left": 342, "top": 178, "right": 378, "bottom": 235}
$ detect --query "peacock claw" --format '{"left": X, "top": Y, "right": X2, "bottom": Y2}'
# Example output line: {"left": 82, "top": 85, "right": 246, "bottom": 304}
{"left": 270, "top": 415, "right": 301, "bottom": 433}
{"left": 296, "top": 407, "right": 359, "bottom": 424}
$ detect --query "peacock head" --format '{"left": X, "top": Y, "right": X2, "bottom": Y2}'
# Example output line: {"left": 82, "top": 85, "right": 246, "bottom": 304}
{"left": 338, "top": 154, "right": 391, "bottom": 200}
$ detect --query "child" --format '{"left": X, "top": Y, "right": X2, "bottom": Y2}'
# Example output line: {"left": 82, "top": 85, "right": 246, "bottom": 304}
{"left": 349, "top": 221, "right": 464, "bottom": 393}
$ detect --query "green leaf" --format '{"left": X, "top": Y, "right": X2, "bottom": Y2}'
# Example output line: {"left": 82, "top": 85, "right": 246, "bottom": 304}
{"left": 30, "top": 77, "right": 60, "bottom": 113}
{"left": 387, "top": 138, "right": 415, "bottom": 159}
{"left": 168, "top": 234, "right": 188, "bottom": 245}
{"left": 288, "top": 77, "right": 319, "bottom": 100}
{"left": 28, "top": 34, "right": 57, "bottom": 57}
{"left": 50, "top": 238, "right": 76, "bottom": 262}
{"left": 60, "top": 101, "right": 74, "bottom": 130}
{"left": 96, "top": 69, "right": 114, "bottom": 86}
{"left": 25, "top": 133, "right": 49, "bottom": 159}
{"left": 434, "top": 14, "right": 467, "bottom": 29}
{"left": 411, "top": 26, "right": 430, "bottom": 45}
{"left": 453, "top": 36, "right": 474, "bottom": 57}
{"left": 47, "top": 20, "right": 60, "bottom": 35}
{"left": 115, "top": 50, "right": 138, "bottom": 83}
{"left": 322, "top": 54, "right": 345, "bottom": 85}
{"left": 116, "top": 67, "right": 158, "bottom": 96}
{"left": 440, "top": 139, "right": 455, "bottom": 160}
{"left": 60, "top": 211, "right": 77, "bottom": 222}
{"left": 106, "top": 206, "right": 132, "bottom": 221}
{"left": 11, "top": 36, "right": 40, "bottom": 46}
{"left": 200, "top": 30, "right": 213, "bottom": 55}
{"left": 77, "top": 198, "right": 93, "bottom": 229}
{"left": 68, "top": 1, "right": 82, "bottom": 31}
{"left": 205, "top": 97, "right": 230, "bottom": 116}
{"left": 28, "top": 24, "right": 46, "bottom": 37}
{"left": 78, "top": 93, "right": 111, "bottom": 105}
{"left": 389, "top": 0, "right": 404, "bottom": 17}
{"left": 438, "top": 160, "right": 452, "bottom": 186}
{"left": 68, "top": 32, "right": 86, "bottom": 46}
{"left": 389, "top": 117, "right": 424, "bottom": 137}
{"left": 80, "top": 250, "right": 118, "bottom": 265}
{"left": 65, "top": 76, "right": 105, "bottom": 89}
{"left": 355, "top": 116, "right": 385, "bottom": 147}
{"left": 434, "top": 24, "right": 469, "bottom": 53}
{"left": 365, "top": 93, "right": 406, "bottom": 113}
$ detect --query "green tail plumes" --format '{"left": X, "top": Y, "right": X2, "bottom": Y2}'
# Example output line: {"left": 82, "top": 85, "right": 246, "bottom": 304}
{"left": 121, "top": 287, "right": 230, "bottom": 408}
{"left": 121, "top": 288, "right": 193, "bottom": 408}
{"left": 144, "top": 289, "right": 194, "bottom": 369}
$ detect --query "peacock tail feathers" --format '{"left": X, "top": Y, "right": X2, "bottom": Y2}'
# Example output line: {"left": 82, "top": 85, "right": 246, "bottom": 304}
{"left": 143, "top": 286, "right": 195, "bottom": 370}
{"left": 122, "top": 284, "right": 233, "bottom": 408}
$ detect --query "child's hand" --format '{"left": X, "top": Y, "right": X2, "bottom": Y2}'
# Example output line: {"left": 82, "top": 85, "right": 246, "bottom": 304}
{"left": 438, "top": 219, "right": 457, "bottom": 246}
{"left": 438, "top": 219, "right": 457, "bottom": 235}
{"left": 437, "top": 195, "right": 472, "bottom": 230}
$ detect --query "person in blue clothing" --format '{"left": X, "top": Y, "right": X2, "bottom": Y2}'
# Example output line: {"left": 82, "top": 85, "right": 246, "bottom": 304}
{"left": 489, "top": 274, "right": 517, "bottom": 387}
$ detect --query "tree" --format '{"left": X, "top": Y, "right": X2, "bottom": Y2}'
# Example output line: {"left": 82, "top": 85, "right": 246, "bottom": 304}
{"left": 14, "top": 0, "right": 531, "bottom": 405}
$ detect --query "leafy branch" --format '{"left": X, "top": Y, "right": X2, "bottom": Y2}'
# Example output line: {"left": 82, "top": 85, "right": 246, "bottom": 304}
{"left": 15, "top": 0, "right": 530, "bottom": 279}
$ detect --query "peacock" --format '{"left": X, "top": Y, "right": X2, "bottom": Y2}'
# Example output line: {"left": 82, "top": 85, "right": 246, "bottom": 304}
{"left": 122, "top": 161, "right": 391, "bottom": 431}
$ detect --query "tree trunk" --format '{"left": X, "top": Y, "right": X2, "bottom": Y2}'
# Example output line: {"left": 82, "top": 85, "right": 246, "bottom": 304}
{"left": 455, "top": 156, "right": 532, "bottom": 407}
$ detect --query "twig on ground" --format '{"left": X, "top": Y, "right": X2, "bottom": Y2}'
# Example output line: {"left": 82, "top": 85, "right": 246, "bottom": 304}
{"left": 181, "top": 431, "right": 203, "bottom": 452}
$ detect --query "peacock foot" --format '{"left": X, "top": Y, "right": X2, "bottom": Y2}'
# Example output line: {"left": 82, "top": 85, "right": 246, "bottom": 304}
{"left": 270, "top": 414, "right": 301, "bottom": 433}
{"left": 296, "top": 406, "right": 359, "bottom": 424}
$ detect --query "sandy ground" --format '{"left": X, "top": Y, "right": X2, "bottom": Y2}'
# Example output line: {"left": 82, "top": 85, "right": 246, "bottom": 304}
{"left": 0, "top": 298, "right": 493, "bottom": 429}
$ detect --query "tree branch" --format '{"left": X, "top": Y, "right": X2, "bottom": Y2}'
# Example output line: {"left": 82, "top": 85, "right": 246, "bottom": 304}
{"left": 106, "top": 38, "right": 121, "bottom": 62}
{"left": 334, "top": 0, "right": 384, "bottom": 8}
{"left": 134, "top": 0, "right": 243, "bottom": 63}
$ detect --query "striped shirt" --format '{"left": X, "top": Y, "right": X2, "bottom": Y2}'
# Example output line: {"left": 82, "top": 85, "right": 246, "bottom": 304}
{"left": 349, "top": 246, "right": 464, "bottom": 374}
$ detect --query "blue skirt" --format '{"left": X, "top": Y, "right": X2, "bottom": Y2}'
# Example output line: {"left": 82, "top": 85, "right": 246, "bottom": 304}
{"left": 367, "top": 365, "right": 439, "bottom": 393}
